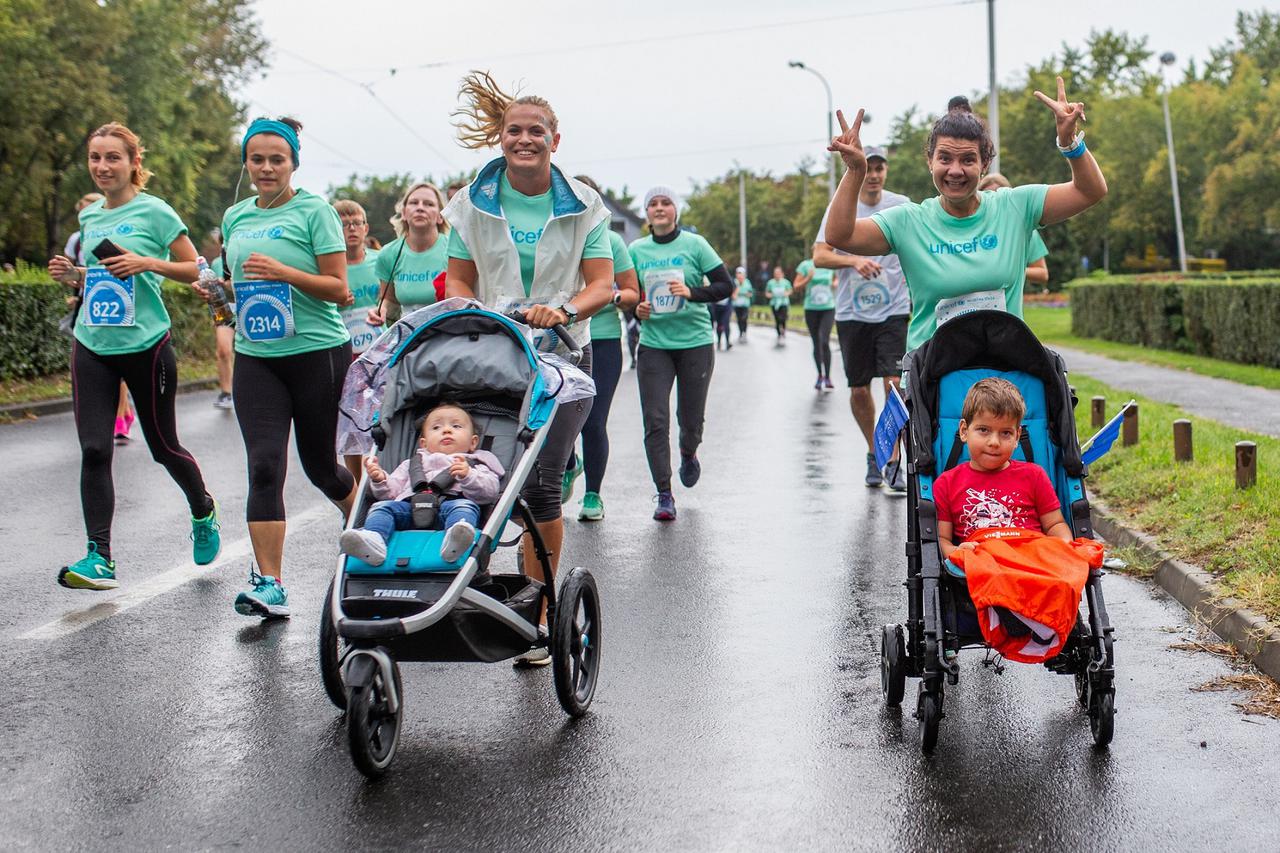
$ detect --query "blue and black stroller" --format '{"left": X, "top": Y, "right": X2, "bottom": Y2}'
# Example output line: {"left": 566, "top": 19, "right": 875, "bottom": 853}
{"left": 322, "top": 298, "right": 602, "bottom": 777}
{"left": 881, "top": 310, "right": 1116, "bottom": 752}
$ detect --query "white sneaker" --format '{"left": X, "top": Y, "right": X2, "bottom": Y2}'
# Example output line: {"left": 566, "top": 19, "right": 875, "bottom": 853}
{"left": 514, "top": 626, "right": 551, "bottom": 668}
{"left": 440, "top": 521, "right": 476, "bottom": 563}
{"left": 339, "top": 528, "right": 387, "bottom": 566}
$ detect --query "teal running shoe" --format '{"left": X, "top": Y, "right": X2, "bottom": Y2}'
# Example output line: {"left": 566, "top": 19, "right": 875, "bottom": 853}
{"left": 561, "top": 452, "right": 583, "bottom": 504}
{"left": 191, "top": 500, "right": 222, "bottom": 566}
{"left": 234, "top": 569, "right": 290, "bottom": 618}
{"left": 578, "top": 491, "right": 605, "bottom": 522}
{"left": 58, "top": 543, "right": 118, "bottom": 590}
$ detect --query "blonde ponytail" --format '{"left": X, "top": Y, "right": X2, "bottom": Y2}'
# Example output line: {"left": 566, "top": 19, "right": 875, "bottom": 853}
{"left": 453, "top": 70, "right": 558, "bottom": 150}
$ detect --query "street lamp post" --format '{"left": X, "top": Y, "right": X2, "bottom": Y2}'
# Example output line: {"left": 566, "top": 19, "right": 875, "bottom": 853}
{"left": 1160, "top": 51, "right": 1188, "bottom": 273}
{"left": 788, "top": 60, "right": 836, "bottom": 198}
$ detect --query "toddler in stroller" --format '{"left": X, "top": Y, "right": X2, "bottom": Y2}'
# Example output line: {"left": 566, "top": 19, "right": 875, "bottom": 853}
{"left": 338, "top": 403, "right": 505, "bottom": 567}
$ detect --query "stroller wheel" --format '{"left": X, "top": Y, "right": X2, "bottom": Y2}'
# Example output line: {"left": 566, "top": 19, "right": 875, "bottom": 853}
{"left": 346, "top": 657, "right": 403, "bottom": 778}
{"left": 552, "top": 567, "right": 601, "bottom": 717}
{"left": 319, "top": 577, "right": 347, "bottom": 710}
{"left": 881, "top": 624, "right": 907, "bottom": 707}
{"left": 1074, "top": 669, "right": 1089, "bottom": 707}
{"left": 1089, "top": 690, "right": 1115, "bottom": 747}
{"left": 917, "top": 685, "right": 943, "bottom": 754}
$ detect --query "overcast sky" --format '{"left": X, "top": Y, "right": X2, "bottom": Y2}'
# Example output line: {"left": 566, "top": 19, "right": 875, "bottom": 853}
{"left": 241, "top": 0, "right": 1280, "bottom": 204}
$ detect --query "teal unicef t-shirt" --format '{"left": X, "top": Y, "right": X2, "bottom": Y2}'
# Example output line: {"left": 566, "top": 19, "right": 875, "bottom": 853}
{"left": 797, "top": 258, "right": 835, "bottom": 311}
{"left": 342, "top": 249, "right": 385, "bottom": 354}
{"left": 767, "top": 278, "right": 792, "bottom": 308}
{"left": 871, "top": 184, "right": 1049, "bottom": 350}
{"left": 376, "top": 234, "right": 448, "bottom": 310}
{"left": 221, "top": 189, "right": 348, "bottom": 358}
{"left": 589, "top": 230, "right": 636, "bottom": 341}
{"left": 630, "top": 229, "right": 724, "bottom": 350}
{"left": 74, "top": 193, "right": 187, "bottom": 356}
{"left": 448, "top": 173, "right": 611, "bottom": 296}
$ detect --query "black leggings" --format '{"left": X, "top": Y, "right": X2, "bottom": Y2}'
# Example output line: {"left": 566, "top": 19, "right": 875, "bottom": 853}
{"left": 637, "top": 344, "right": 714, "bottom": 492}
{"left": 526, "top": 345, "right": 593, "bottom": 522}
{"left": 579, "top": 339, "right": 620, "bottom": 494}
{"left": 233, "top": 343, "right": 355, "bottom": 522}
{"left": 805, "top": 309, "right": 835, "bottom": 377}
{"left": 72, "top": 335, "right": 212, "bottom": 559}
{"left": 772, "top": 305, "right": 789, "bottom": 335}
{"left": 734, "top": 305, "right": 750, "bottom": 335}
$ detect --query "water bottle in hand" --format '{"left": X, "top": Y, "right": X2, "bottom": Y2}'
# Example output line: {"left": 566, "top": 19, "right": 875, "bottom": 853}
{"left": 197, "top": 256, "right": 235, "bottom": 327}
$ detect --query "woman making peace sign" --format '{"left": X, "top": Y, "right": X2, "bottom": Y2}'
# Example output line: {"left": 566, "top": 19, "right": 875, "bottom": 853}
{"left": 822, "top": 78, "right": 1106, "bottom": 351}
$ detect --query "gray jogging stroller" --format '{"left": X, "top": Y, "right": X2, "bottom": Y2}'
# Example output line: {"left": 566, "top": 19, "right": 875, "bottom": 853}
{"left": 320, "top": 300, "right": 601, "bottom": 778}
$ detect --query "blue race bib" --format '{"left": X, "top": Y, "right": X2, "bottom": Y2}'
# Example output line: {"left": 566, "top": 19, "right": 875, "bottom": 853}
{"left": 235, "top": 280, "right": 295, "bottom": 342}
{"left": 82, "top": 267, "right": 135, "bottom": 327}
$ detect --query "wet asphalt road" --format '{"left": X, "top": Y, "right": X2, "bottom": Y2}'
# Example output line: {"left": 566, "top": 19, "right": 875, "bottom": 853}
{"left": 3, "top": 329, "right": 1279, "bottom": 852}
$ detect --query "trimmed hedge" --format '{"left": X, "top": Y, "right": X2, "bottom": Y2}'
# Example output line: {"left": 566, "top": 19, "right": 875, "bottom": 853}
{"left": 1069, "top": 274, "right": 1280, "bottom": 368}
{"left": 0, "top": 279, "right": 217, "bottom": 380}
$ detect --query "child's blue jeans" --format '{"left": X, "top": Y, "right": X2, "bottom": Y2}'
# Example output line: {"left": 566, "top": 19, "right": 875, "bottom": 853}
{"left": 363, "top": 498, "right": 481, "bottom": 542}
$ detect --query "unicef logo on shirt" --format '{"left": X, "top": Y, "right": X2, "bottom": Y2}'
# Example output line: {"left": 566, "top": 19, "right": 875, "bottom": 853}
{"left": 510, "top": 226, "right": 544, "bottom": 244}
{"left": 115, "top": 224, "right": 134, "bottom": 236}
{"left": 268, "top": 226, "right": 284, "bottom": 239}
{"left": 928, "top": 234, "right": 1001, "bottom": 255}
{"left": 671, "top": 257, "right": 684, "bottom": 266}
{"left": 979, "top": 234, "right": 999, "bottom": 250}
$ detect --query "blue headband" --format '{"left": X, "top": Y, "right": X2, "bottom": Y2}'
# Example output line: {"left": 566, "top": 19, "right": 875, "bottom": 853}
{"left": 241, "top": 119, "right": 300, "bottom": 167}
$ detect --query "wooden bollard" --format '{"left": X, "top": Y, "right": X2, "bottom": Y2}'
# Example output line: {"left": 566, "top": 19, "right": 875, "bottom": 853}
{"left": 1122, "top": 404, "right": 1139, "bottom": 446}
{"left": 1173, "top": 419, "right": 1193, "bottom": 462}
{"left": 1091, "top": 396, "right": 1106, "bottom": 429}
{"left": 1236, "top": 441, "right": 1257, "bottom": 489}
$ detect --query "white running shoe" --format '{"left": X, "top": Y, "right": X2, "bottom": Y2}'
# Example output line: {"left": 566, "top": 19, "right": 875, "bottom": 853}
{"left": 339, "top": 528, "right": 387, "bottom": 566}
{"left": 440, "top": 521, "right": 476, "bottom": 563}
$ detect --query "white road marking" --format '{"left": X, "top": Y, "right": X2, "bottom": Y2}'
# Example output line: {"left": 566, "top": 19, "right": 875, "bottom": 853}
{"left": 20, "top": 503, "right": 336, "bottom": 641}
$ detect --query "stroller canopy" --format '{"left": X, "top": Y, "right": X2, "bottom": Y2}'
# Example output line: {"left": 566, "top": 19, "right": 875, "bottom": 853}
{"left": 905, "top": 310, "right": 1084, "bottom": 477}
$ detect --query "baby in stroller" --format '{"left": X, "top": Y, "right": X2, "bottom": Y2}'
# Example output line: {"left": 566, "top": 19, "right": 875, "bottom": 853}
{"left": 934, "top": 377, "right": 1073, "bottom": 559}
{"left": 339, "top": 403, "right": 505, "bottom": 566}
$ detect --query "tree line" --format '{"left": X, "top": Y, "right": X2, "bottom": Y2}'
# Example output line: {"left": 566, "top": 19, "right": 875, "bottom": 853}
{"left": 682, "top": 10, "right": 1280, "bottom": 286}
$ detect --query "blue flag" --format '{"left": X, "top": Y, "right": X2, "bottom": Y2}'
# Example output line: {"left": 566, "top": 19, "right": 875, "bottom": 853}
{"left": 873, "top": 385, "right": 910, "bottom": 470}
{"left": 1080, "top": 400, "right": 1135, "bottom": 465}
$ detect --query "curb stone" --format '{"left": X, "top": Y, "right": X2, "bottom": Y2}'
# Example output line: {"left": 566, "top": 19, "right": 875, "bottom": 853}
{"left": 1093, "top": 499, "right": 1280, "bottom": 685}
{"left": 0, "top": 377, "right": 219, "bottom": 421}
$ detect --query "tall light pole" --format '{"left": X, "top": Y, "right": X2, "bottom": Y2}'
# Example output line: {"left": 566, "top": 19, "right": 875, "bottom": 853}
{"left": 737, "top": 165, "right": 748, "bottom": 271}
{"left": 987, "top": 0, "right": 1000, "bottom": 174}
{"left": 789, "top": 60, "right": 836, "bottom": 197}
{"left": 1160, "top": 51, "right": 1188, "bottom": 273}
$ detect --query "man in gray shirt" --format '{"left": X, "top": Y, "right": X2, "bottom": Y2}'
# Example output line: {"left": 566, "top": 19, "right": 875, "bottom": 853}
{"left": 814, "top": 146, "right": 911, "bottom": 490}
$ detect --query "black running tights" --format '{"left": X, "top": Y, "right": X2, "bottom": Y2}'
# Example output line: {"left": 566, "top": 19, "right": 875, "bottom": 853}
{"left": 72, "top": 335, "right": 212, "bottom": 560}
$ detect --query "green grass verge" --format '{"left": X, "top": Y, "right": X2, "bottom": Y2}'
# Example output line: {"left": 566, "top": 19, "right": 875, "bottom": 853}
{"left": 1024, "top": 306, "right": 1280, "bottom": 391}
{"left": 1, "top": 356, "right": 220, "bottom": 409}
{"left": 1072, "top": 374, "right": 1280, "bottom": 623}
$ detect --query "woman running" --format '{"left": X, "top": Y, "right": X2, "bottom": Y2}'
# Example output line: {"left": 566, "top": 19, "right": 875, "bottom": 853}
{"left": 444, "top": 72, "right": 614, "bottom": 663}
{"left": 795, "top": 256, "right": 836, "bottom": 389}
{"left": 823, "top": 82, "right": 1106, "bottom": 353}
{"left": 978, "top": 173, "right": 1050, "bottom": 289}
{"left": 631, "top": 186, "right": 734, "bottom": 521}
{"left": 765, "top": 266, "right": 792, "bottom": 346}
{"left": 47, "top": 122, "right": 220, "bottom": 590}
{"left": 334, "top": 199, "right": 383, "bottom": 481}
{"left": 366, "top": 182, "right": 450, "bottom": 326}
{"left": 560, "top": 175, "right": 641, "bottom": 521}
{"left": 730, "top": 266, "right": 752, "bottom": 343}
{"left": 215, "top": 116, "right": 356, "bottom": 618}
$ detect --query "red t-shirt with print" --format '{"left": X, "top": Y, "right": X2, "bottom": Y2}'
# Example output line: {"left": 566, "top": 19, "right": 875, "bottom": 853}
{"left": 933, "top": 460, "right": 1060, "bottom": 542}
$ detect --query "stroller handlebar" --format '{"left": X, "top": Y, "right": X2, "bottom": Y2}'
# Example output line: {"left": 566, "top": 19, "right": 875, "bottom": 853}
{"left": 505, "top": 310, "right": 583, "bottom": 366}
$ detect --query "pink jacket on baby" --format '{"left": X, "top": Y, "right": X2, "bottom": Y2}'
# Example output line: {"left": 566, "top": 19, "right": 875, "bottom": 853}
{"left": 369, "top": 449, "right": 505, "bottom": 504}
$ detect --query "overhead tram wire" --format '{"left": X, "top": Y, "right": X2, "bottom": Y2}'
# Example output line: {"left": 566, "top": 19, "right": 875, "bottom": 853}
{"left": 245, "top": 99, "right": 377, "bottom": 172}
{"left": 574, "top": 137, "right": 829, "bottom": 167}
{"left": 273, "top": 48, "right": 458, "bottom": 169}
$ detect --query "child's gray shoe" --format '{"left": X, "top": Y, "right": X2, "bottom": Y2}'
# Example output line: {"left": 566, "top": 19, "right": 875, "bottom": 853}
{"left": 339, "top": 528, "right": 387, "bottom": 566}
{"left": 440, "top": 521, "right": 476, "bottom": 563}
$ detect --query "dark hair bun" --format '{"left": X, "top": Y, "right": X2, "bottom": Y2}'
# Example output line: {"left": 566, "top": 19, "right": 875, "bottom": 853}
{"left": 947, "top": 96, "right": 972, "bottom": 113}
{"left": 280, "top": 116, "right": 303, "bottom": 134}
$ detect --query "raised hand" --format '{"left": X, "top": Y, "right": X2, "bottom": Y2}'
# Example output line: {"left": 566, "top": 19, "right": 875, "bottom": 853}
{"left": 827, "top": 108, "right": 867, "bottom": 172}
{"left": 1034, "top": 76, "right": 1087, "bottom": 147}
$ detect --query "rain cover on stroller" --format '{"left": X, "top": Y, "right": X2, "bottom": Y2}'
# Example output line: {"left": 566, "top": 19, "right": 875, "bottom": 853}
{"left": 336, "top": 297, "right": 595, "bottom": 456}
